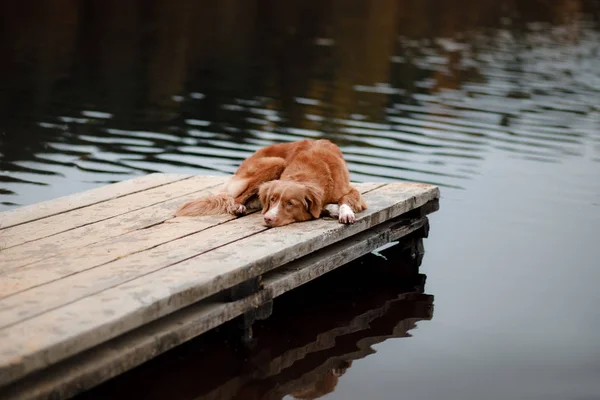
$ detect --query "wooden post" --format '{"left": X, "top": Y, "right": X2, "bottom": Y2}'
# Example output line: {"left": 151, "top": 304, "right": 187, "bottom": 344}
{"left": 225, "top": 275, "right": 273, "bottom": 347}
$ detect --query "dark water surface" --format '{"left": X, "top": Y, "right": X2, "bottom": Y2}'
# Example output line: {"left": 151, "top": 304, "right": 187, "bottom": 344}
{"left": 2, "top": 0, "right": 600, "bottom": 399}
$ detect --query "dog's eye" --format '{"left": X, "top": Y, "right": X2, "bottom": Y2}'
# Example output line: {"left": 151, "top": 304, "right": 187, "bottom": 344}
{"left": 286, "top": 201, "right": 293, "bottom": 207}
{"left": 270, "top": 196, "right": 276, "bottom": 203}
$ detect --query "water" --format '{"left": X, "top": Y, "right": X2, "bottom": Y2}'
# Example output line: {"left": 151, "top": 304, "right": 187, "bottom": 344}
{"left": 2, "top": 1, "right": 600, "bottom": 399}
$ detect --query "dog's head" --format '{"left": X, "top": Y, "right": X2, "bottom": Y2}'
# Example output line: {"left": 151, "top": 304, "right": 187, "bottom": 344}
{"left": 258, "top": 180, "right": 323, "bottom": 227}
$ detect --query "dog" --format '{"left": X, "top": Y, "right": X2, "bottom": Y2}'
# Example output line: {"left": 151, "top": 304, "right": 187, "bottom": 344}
{"left": 258, "top": 139, "right": 367, "bottom": 227}
{"left": 174, "top": 139, "right": 367, "bottom": 227}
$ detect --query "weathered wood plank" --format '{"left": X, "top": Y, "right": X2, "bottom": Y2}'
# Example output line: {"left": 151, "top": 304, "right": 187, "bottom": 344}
{"left": 0, "top": 176, "right": 228, "bottom": 273}
{"left": 0, "top": 173, "right": 189, "bottom": 230}
{"left": 0, "top": 175, "right": 226, "bottom": 250}
{"left": 0, "top": 182, "right": 437, "bottom": 387}
{"left": 0, "top": 183, "right": 381, "bottom": 323}
{"left": 0, "top": 216, "right": 428, "bottom": 400}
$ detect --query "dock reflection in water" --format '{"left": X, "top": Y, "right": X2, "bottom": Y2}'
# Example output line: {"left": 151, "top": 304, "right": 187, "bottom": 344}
{"left": 78, "top": 235, "right": 432, "bottom": 400}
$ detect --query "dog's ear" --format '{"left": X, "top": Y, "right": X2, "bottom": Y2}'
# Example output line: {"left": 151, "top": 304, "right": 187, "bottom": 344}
{"left": 303, "top": 184, "right": 324, "bottom": 219}
{"left": 258, "top": 181, "right": 276, "bottom": 214}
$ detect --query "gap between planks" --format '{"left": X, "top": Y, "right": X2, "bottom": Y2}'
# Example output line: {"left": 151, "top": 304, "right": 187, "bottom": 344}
{"left": 0, "top": 215, "right": 429, "bottom": 400}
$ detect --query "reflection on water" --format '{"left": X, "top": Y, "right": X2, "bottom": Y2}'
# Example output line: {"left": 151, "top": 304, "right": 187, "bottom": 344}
{"left": 78, "top": 236, "right": 431, "bottom": 400}
{"left": 1, "top": 0, "right": 599, "bottom": 209}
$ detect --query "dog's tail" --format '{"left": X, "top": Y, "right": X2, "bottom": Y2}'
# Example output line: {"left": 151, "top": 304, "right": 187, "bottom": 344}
{"left": 174, "top": 193, "right": 236, "bottom": 216}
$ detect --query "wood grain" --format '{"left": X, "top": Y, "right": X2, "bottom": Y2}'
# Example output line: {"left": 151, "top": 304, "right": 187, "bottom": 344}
{"left": 0, "top": 175, "right": 224, "bottom": 249}
{"left": 0, "top": 173, "right": 189, "bottom": 230}
{"left": 0, "top": 176, "right": 227, "bottom": 273}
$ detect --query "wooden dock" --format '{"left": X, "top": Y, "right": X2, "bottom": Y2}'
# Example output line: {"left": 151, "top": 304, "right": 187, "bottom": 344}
{"left": 0, "top": 173, "right": 439, "bottom": 399}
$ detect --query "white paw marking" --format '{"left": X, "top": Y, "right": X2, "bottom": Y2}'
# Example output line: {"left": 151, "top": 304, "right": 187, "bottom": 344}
{"left": 338, "top": 204, "right": 355, "bottom": 224}
{"left": 324, "top": 204, "right": 339, "bottom": 217}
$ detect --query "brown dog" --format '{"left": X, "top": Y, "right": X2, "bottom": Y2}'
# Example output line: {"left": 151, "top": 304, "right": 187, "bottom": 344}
{"left": 175, "top": 139, "right": 367, "bottom": 226}
{"left": 258, "top": 140, "right": 366, "bottom": 227}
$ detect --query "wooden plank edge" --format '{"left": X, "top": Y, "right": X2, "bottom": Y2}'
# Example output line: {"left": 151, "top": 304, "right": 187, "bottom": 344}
{"left": 0, "top": 216, "right": 429, "bottom": 400}
{"left": 0, "top": 174, "right": 193, "bottom": 230}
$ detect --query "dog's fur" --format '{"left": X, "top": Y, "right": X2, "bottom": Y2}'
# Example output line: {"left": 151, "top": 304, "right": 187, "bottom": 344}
{"left": 175, "top": 139, "right": 367, "bottom": 227}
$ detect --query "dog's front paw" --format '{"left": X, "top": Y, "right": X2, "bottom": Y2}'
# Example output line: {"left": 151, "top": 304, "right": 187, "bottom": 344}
{"left": 228, "top": 203, "right": 246, "bottom": 216}
{"left": 338, "top": 204, "right": 355, "bottom": 224}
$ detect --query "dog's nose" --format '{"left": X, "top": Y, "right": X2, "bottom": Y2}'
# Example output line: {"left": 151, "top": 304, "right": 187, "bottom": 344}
{"left": 264, "top": 215, "right": 275, "bottom": 225}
